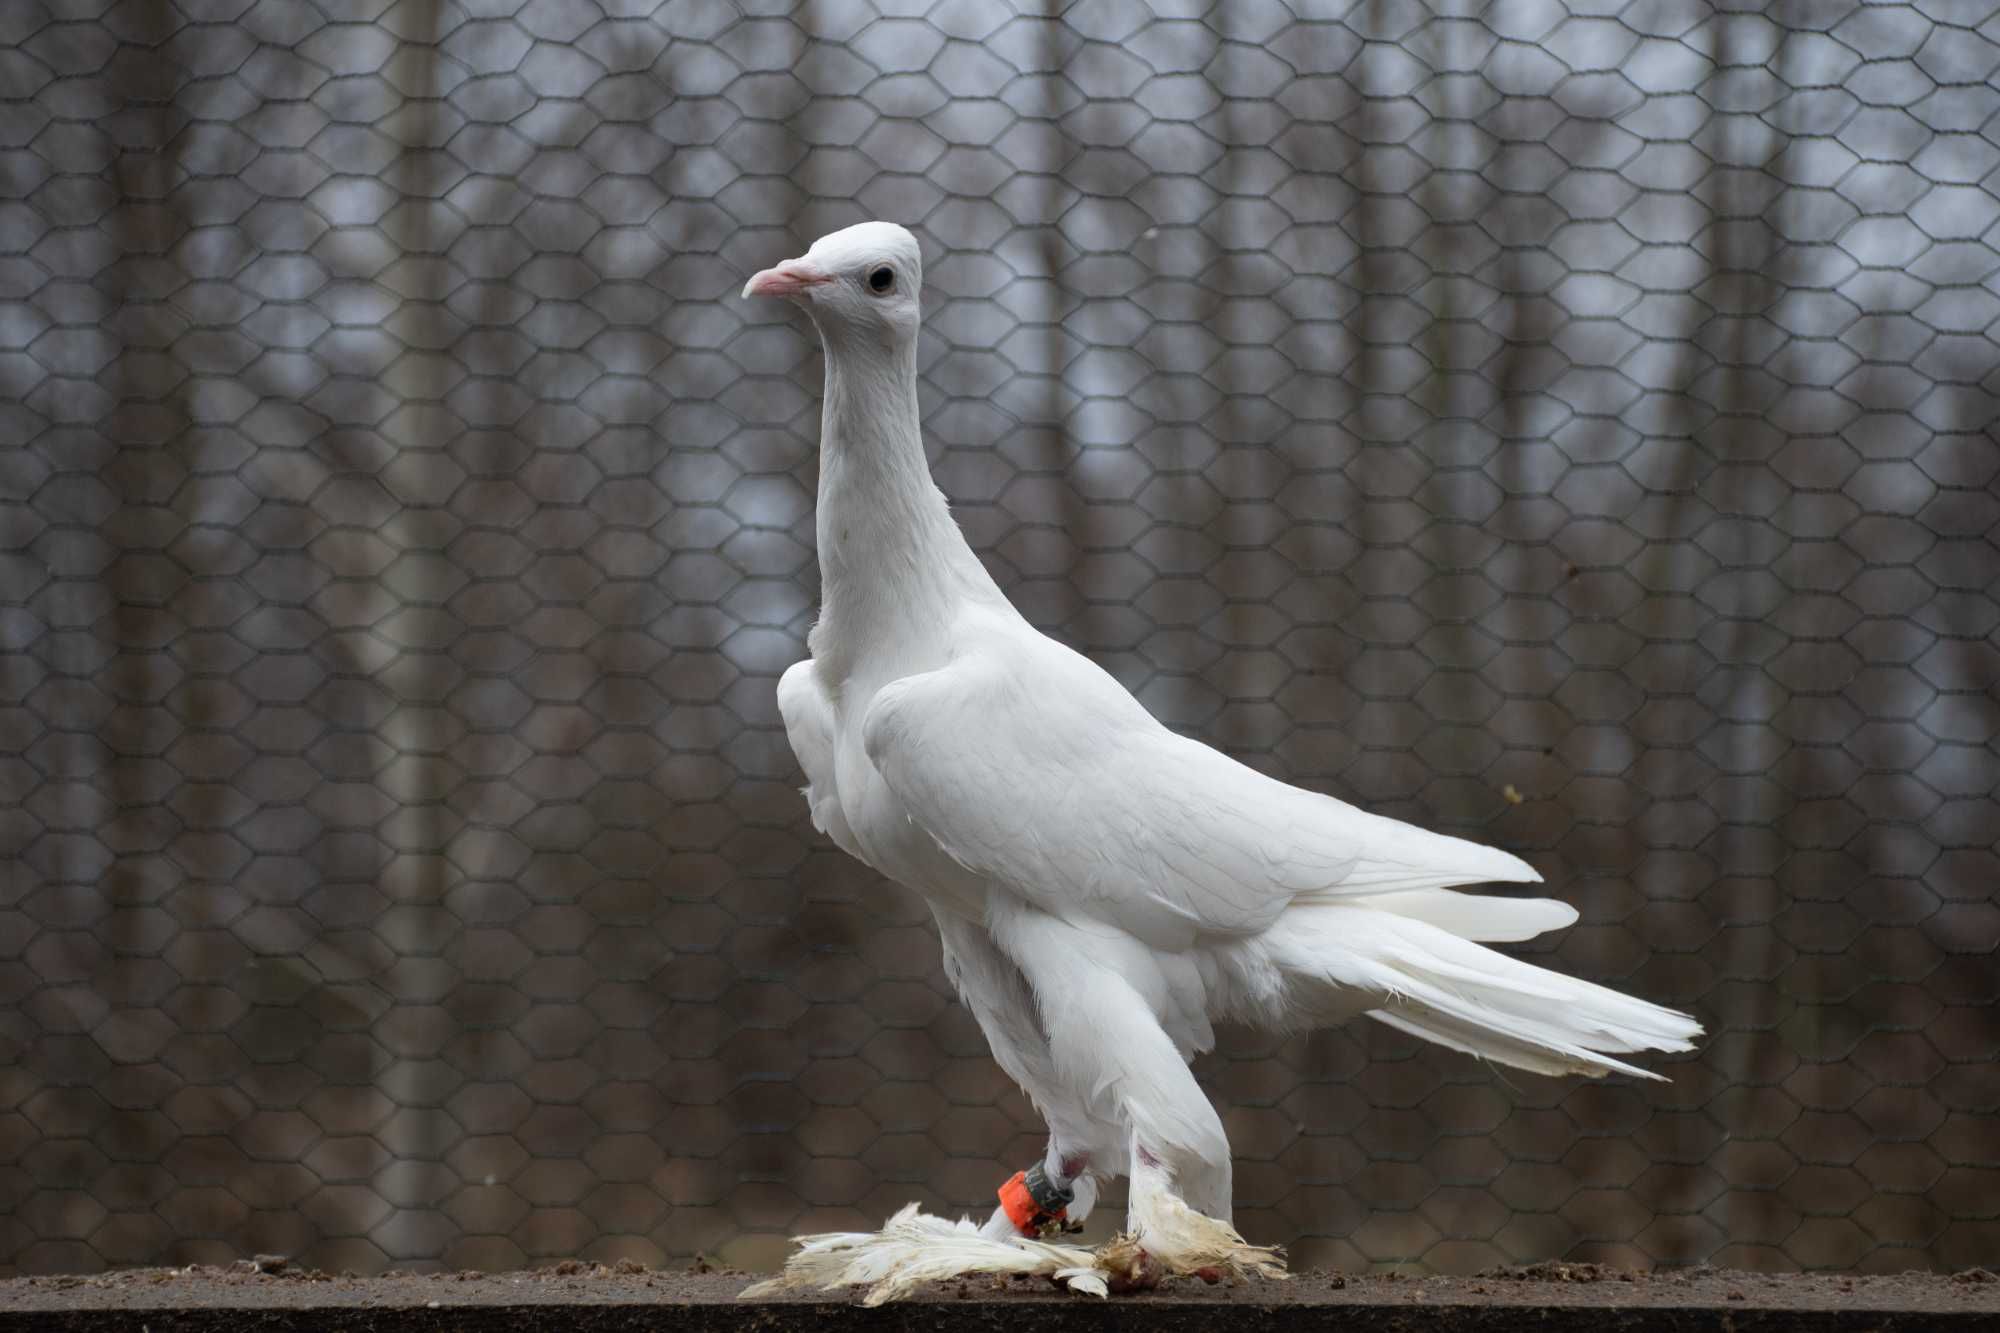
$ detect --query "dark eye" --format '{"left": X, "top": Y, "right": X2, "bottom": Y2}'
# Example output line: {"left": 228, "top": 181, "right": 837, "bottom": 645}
{"left": 868, "top": 266, "right": 894, "bottom": 294}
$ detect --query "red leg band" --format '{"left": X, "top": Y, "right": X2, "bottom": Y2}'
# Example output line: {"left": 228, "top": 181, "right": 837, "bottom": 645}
{"left": 997, "top": 1169, "right": 1066, "bottom": 1235}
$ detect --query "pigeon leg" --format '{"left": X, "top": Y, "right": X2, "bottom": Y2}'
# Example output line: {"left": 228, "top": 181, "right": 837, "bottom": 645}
{"left": 1105, "top": 1129, "right": 1284, "bottom": 1290}
{"left": 935, "top": 915, "right": 1115, "bottom": 1240}
{"left": 981, "top": 904, "right": 1284, "bottom": 1286}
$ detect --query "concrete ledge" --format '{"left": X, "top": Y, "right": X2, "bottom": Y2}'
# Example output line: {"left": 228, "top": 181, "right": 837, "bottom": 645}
{"left": 3, "top": 1265, "right": 1996, "bottom": 1332}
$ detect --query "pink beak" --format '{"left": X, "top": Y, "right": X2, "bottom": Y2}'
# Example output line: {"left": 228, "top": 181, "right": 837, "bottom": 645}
{"left": 742, "top": 258, "right": 831, "bottom": 300}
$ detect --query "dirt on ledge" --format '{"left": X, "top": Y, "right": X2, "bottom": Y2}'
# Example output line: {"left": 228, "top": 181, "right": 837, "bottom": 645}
{"left": 1, "top": 1258, "right": 1996, "bottom": 1332}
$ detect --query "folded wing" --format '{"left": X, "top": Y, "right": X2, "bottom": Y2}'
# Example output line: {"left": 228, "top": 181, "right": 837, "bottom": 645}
{"left": 779, "top": 659, "right": 863, "bottom": 860}
{"left": 862, "top": 633, "right": 1555, "bottom": 952}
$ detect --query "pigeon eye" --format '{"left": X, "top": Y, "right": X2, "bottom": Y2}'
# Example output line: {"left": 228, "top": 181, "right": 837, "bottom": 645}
{"left": 868, "top": 266, "right": 894, "bottom": 294}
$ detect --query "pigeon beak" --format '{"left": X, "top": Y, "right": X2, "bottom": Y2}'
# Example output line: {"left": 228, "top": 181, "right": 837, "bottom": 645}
{"left": 743, "top": 259, "right": 831, "bottom": 300}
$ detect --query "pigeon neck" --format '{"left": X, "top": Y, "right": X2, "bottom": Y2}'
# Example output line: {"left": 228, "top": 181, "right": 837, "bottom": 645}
{"left": 811, "top": 333, "right": 1003, "bottom": 682}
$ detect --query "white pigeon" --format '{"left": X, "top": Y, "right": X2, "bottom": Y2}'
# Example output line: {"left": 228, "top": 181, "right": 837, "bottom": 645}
{"left": 739, "top": 221, "right": 1701, "bottom": 1299}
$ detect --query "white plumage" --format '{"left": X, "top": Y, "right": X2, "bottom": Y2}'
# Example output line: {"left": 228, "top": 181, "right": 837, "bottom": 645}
{"left": 740, "top": 222, "right": 1701, "bottom": 1300}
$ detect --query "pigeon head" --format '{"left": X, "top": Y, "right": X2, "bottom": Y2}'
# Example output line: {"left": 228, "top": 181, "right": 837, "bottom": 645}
{"left": 743, "top": 221, "right": 922, "bottom": 349}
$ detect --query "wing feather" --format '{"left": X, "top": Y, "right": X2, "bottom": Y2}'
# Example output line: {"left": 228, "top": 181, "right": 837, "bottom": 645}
{"left": 862, "top": 631, "right": 1545, "bottom": 951}
{"left": 778, "top": 660, "right": 862, "bottom": 859}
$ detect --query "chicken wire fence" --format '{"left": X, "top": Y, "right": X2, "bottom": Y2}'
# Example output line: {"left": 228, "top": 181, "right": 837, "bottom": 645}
{"left": 1, "top": 0, "right": 1998, "bottom": 1281}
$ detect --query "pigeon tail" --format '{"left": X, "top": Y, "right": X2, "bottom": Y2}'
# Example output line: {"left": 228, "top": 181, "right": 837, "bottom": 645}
{"left": 1256, "top": 904, "right": 1703, "bottom": 1081}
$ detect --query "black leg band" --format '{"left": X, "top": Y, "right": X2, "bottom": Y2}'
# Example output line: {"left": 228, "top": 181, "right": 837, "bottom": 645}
{"left": 1023, "top": 1161, "right": 1074, "bottom": 1212}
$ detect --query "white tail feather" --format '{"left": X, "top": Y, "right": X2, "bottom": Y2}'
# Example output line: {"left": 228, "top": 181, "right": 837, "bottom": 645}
{"left": 1266, "top": 905, "right": 1701, "bottom": 1081}
{"left": 1353, "top": 887, "right": 1579, "bottom": 942}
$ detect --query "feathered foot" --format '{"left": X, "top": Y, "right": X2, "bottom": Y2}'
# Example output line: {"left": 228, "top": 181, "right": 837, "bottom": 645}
{"left": 738, "top": 1203, "right": 1110, "bottom": 1305}
{"left": 738, "top": 1195, "right": 1286, "bottom": 1305}
{"left": 1105, "top": 1185, "right": 1288, "bottom": 1292}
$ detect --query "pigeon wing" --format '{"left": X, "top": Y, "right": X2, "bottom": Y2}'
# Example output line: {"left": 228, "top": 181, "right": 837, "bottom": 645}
{"left": 861, "top": 630, "right": 1544, "bottom": 952}
{"left": 779, "top": 659, "right": 863, "bottom": 860}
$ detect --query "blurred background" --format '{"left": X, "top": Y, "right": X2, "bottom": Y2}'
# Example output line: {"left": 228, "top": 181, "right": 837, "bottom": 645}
{"left": 2, "top": 0, "right": 1998, "bottom": 1279}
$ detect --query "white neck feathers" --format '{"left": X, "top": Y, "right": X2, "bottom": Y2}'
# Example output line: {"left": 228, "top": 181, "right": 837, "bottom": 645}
{"left": 808, "top": 327, "right": 1005, "bottom": 683}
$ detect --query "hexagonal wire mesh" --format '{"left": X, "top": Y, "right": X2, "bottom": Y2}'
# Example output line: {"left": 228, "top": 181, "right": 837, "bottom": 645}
{"left": 1, "top": 0, "right": 1997, "bottom": 1280}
